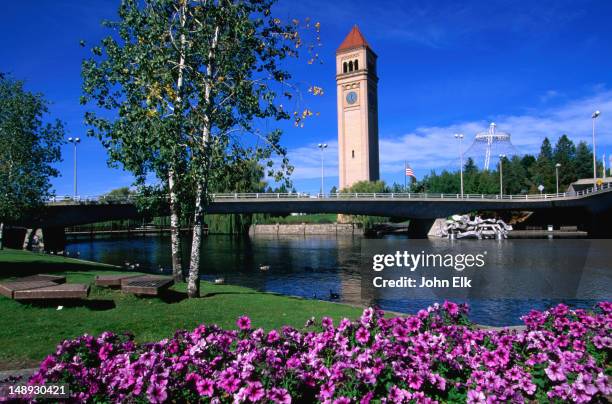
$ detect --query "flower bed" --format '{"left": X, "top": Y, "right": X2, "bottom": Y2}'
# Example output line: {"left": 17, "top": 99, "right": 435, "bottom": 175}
{"left": 27, "top": 302, "right": 610, "bottom": 403}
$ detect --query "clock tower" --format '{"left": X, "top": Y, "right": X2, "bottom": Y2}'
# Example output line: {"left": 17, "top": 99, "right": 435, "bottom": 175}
{"left": 336, "top": 25, "right": 379, "bottom": 190}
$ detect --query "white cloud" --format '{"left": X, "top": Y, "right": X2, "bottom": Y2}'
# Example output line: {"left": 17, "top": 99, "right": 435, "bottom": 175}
{"left": 285, "top": 89, "right": 612, "bottom": 181}
{"left": 285, "top": 140, "right": 338, "bottom": 180}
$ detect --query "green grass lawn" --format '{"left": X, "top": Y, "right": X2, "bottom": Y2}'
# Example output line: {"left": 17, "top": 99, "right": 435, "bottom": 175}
{"left": 0, "top": 249, "right": 363, "bottom": 371}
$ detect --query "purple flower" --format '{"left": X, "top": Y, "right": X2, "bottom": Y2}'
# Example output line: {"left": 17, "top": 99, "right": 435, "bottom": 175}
{"left": 237, "top": 315, "right": 252, "bottom": 330}
{"left": 267, "top": 329, "right": 280, "bottom": 343}
{"left": 25, "top": 302, "right": 612, "bottom": 403}
{"left": 545, "top": 362, "right": 566, "bottom": 382}
{"left": 242, "top": 381, "right": 265, "bottom": 402}
{"left": 355, "top": 327, "right": 370, "bottom": 345}
{"left": 443, "top": 300, "right": 459, "bottom": 316}
{"left": 467, "top": 389, "right": 486, "bottom": 404}
{"left": 146, "top": 382, "right": 167, "bottom": 404}
{"left": 196, "top": 377, "right": 214, "bottom": 397}
{"left": 405, "top": 316, "right": 421, "bottom": 332}
{"left": 319, "top": 381, "right": 335, "bottom": 399}
{"left": 269, "top": 387, "right": 291, "bottom": 403}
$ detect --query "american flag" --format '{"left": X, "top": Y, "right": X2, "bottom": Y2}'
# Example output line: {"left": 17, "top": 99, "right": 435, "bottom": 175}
{"left": 405, "top": 165, "right": 416, "bottom": 179}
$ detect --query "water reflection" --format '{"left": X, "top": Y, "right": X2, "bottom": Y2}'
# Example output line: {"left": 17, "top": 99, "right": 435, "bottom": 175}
{"left": 66, "top": 234, "right": 608, "bottom": 326}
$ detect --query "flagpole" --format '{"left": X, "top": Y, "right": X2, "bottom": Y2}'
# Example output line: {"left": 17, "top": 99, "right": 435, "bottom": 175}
{"left": 404, "top": 160, "right": 407, "bottom": 191}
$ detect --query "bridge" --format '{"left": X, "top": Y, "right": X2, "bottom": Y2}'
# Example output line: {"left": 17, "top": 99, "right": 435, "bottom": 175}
{"left": 33, "top": 182, "right": 612, "bottom": 228}
{"left": 6, "top": 184, "right": 612, "bottom": 250}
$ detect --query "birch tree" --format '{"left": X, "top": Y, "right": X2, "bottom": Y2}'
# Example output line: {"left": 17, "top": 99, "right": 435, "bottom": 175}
{"left": 82, "top": 0, "right": 195, "bottom": 281}
{"left": 82, "top": 0, "right": 321, "bottom": 295}
{"left": 0, "top": 74, "right": 64, "bottom": 249}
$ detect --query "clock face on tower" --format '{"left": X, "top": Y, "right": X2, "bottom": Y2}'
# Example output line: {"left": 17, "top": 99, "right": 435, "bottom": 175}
{"left": 346, "top": 91, "right": 358, "bottom": 105}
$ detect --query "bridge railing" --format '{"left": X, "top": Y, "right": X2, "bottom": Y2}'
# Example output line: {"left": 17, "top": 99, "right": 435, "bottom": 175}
{"left": 47, "top": 181, "right": 611, "bottom": 204}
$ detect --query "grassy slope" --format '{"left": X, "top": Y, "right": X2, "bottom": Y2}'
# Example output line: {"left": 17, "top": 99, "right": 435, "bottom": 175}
{"left": 0, "top": 249, "right": 363, "bottom": 371}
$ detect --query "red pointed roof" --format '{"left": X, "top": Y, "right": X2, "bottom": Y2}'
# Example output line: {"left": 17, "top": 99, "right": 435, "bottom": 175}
{"left": 337, "top": 25, "right": 371, "bottom": 53}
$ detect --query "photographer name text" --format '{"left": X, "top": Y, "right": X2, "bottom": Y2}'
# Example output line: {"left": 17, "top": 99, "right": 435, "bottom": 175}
{"left": 371, "top": 250, "right": 487, "bottom": 289}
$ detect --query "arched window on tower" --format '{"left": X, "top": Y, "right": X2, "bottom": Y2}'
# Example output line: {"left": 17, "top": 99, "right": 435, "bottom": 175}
{"left": 352, "top": 150, "right": 355, "bottom": 158}
{"left": 354, "top": 59, "right": 359, "bottom": 70}
{"left": 348, "top": 61, "right": 353, "bottom": 72}
{"left": 343, "top": 62, "right": 347, "bottom": 73}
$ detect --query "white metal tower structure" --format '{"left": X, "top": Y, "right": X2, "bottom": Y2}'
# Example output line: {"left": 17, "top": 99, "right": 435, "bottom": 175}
{"left": 472, "top": 122, "right": 513, "bottom": 170}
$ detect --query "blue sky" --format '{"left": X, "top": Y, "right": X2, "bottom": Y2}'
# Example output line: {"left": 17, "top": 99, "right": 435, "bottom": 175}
{"left": 2, "top": 0, "right": 612, "bottom": 195}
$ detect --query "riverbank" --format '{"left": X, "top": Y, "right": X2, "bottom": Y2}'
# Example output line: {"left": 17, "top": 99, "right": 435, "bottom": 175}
{"left": 0, "top": 249, "right": 363, "bottom": 371}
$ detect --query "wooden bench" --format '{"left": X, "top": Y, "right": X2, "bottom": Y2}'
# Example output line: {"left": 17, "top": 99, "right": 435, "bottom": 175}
{"left": 13, "top": 283, "right": 90, "bottom": 301}
{"left": 0, "top": 280, "right": 59, "bottom": 299}
{"left": 16, "top": 274, "right": 66, "bottom": 284}
{"left": 121, "top": 275, "right": 174, "bottom": 296}
{"left": 95, "top": 274, "right": 140, "bottom": 287}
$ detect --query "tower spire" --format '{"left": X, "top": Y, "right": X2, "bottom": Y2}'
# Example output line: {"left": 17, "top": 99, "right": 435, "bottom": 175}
{"left": 337, "top": 25, "right": 370, "bottom": 53}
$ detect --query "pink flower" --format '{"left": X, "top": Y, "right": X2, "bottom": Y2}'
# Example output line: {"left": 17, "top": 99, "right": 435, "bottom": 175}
{"left": 467, "top": 389, "right": 486, "bottom": 404}
{"left": 405, "top": 316, "right": 421, "bottom": 332}
{"left": 319, "top": 381, "right": 335, "bottom": 399}
{"left": 146, "top": 382, "right": 168, "bottom": 404}
{"left": 267, "top": 329, "right": 280, "bottom": 343}
{"left": 243, "top": 381, "right": 265, "bottom": 402}
{"left": 545, "top": 362, "right": 566, "bottom": 382}
{"left": 237, "top": 316, "right": 251, "bottom": 330}
{"left": 269, "top": 387, "right": 291, "bottom": 403}
{"left": 443, "top": 300, "right": 459, "bottom": 316}
{"left": 196, "top": 377, "right": 214, "bottom": 397}
{"left": 355, "top": 327, "right": 370, "bottom": 345}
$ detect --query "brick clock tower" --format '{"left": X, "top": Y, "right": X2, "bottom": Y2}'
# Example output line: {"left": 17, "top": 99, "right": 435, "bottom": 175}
{"left": 336, "top": 25, "right": 379, "bottom": 190}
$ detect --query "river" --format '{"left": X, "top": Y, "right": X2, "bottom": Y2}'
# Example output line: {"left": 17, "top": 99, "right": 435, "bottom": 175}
{"left": 65, "top": 233, "right": 610, "bottom": 326}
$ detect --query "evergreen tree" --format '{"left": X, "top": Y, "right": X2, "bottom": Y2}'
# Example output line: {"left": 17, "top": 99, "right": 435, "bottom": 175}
{"left": 529, "top": 137, "right": 555, "bottom": 193}
{"left": 553, "top": 134, "right": 577, "bottom": 189}
{"left": 575, "top": 141, "right": 593, "bottom": 180}
{"left": 504, "top": 156, "right": 528, "bottom": 194}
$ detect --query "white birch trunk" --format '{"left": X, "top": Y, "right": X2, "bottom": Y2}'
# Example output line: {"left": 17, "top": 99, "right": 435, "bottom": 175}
{"left": 0, "top": 222, "right": 4, "bottom": 250}
{"left": 168, "top": 2, "right": 187, "bottom": 283}
{"left": 187, "top": 24, "right": 219, "bottom": 298}
{"left": 168, "top": 169, "right": 183, "bottom": 282}
{"left": 187, "top": 186, "right": 204, "bottom": 297}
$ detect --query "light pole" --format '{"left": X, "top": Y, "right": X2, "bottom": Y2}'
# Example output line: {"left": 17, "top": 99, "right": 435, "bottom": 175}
{"left": 555, "top": 163, "right": 561, "bottom": 194}
{"left": 317, "top": 143, "right": 327, "bottom": 195}
{"left": 499, "top": 154, "right": 506, "bottom": 197}
{"left": 67, "top": 137, "right": 81, "bottom": 199}
{"left": 592, "top": 110, "right": 600, "bottom": 189}
{"left": 454, "top": 133, "right": 464, "bottom": 197}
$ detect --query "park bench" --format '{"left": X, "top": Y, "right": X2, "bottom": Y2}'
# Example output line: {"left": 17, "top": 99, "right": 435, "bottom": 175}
{"left": 121, "top": 275, "right": 174, "bottom": 296}
{"left": 0, "top": 274, "right": 88, "bottom": 301}
{"left": 13, "top": 283, "right": 90, "bottom": 301}
{"left": 95, "top": 274, "right": 140, "bottom": 287}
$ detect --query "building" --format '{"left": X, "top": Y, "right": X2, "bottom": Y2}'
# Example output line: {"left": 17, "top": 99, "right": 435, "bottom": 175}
{"left": 567, "top": 178, "right": 612, "bottom": 194}
{"left": 336, "top": 25, "right": 379, "bottom": 190}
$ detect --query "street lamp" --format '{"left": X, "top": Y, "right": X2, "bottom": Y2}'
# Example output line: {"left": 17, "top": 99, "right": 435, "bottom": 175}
{"left": 499, "top": 154, "right": 506, "bottom": 197}
{"left": 317, "top": 143, "right": 327, "bottom": 196}
{"left": 67, "top": 137, "right": 81, "bottom": 199}
{"left": 592, "top": 110, "right": 600, "bottom": 189}
{"left": 555, "top": 163, "right": 561, "bottom": 194}
{"left": 454, "top": 133, "right": 464, "bottom": 197}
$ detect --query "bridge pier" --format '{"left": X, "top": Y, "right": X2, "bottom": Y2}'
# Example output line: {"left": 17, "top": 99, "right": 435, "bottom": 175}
{"left": 41, "top": 227, "right": 67, "bottom": 252}
{"left": 407, "top": 218, "right": 436, "bottom": 238}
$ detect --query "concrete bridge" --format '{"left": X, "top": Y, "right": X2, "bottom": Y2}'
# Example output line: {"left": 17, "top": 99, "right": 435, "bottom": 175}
{"left": 6, "top": 184, "right": 612, "bottom": 250}
{"left": 13, "top": 182, "right": 607, "bottom": 237}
